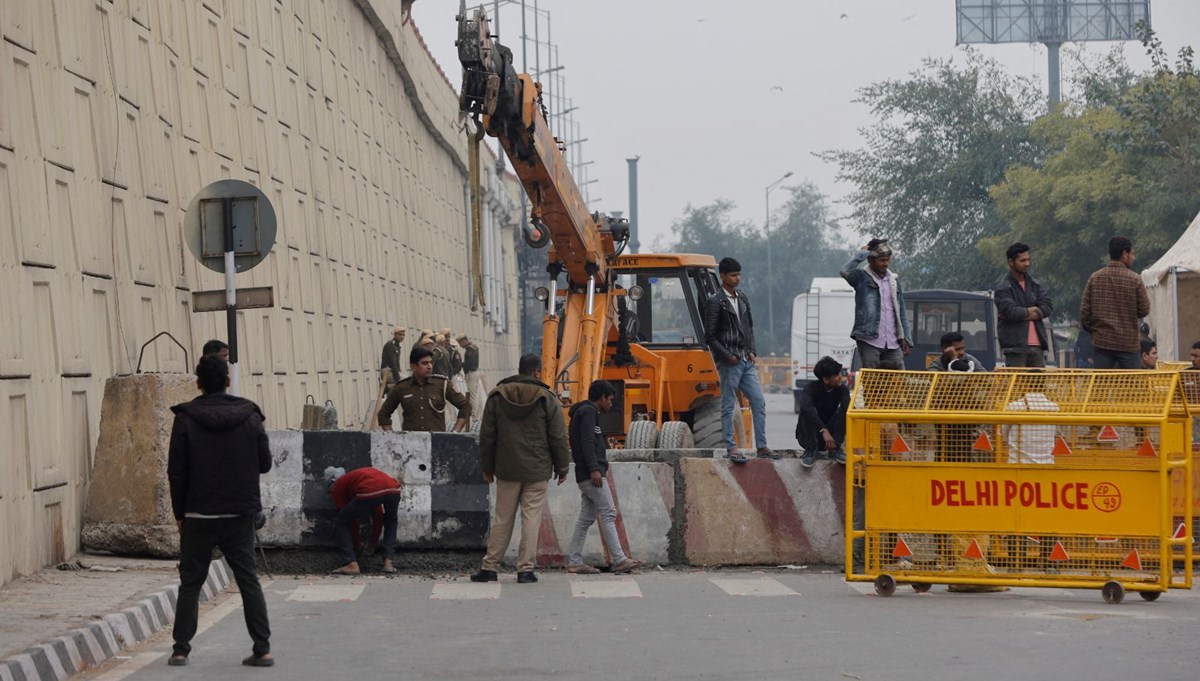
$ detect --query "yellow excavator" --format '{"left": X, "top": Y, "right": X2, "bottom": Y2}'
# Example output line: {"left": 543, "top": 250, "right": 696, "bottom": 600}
{"left": 456, "top": 6, "right": 751, "bottom": 448}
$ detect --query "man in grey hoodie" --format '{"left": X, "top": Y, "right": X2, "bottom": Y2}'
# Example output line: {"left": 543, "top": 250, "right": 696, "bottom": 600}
{"left": 565, "top": 380, "right": 643, "bottom": 574}
{"left": 471, "top": 354, "right": 570, "bottom": 584}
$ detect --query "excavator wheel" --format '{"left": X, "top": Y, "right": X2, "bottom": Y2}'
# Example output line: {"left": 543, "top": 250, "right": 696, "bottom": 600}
{"left": 659, "top": 422, "right": 695, "bottom": 449}
{"left": 626, "top": 420, "right": 659, "bottom": 450}
{"left": 691, "top": 399, "right": 725, "bottom": 450}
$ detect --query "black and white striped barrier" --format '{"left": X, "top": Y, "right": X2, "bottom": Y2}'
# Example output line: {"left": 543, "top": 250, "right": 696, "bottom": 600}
{"left": 257, "top": 431, "right": 488, "bottom": 549}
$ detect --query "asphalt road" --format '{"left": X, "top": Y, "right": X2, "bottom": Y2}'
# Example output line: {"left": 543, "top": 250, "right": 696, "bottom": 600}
{"left": 85, "top": 569, "right": 1200, "bottom": 681}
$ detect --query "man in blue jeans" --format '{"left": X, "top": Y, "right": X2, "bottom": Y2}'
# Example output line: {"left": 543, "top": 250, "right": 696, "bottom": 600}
{"left": 840, "top": 239, "right": 911, "bottom": 370}
{"left": 703, "top": 257, "right": 774, "bottom": 463}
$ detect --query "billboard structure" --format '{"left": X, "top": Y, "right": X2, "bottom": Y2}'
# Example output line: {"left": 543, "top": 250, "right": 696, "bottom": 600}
{"left": 956, "top": 1, "right": 1151, "bottom": 105}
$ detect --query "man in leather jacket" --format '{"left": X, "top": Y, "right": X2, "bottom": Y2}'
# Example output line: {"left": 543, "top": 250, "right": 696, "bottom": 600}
{"left": 994, "top": 242, "right": 1052, "bottom": 367}
{"left": 702, "top": 257, "right": 774, "bottom": 463}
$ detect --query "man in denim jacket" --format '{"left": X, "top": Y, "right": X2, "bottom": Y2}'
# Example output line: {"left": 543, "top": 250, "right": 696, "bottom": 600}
{"left": 839, "top": 239, "right": 911, "bottom": 369}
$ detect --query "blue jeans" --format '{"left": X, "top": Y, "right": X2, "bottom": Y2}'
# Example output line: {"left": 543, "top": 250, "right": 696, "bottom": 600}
{"left": 716, "top": 359, "right": 768, "bottom": 450}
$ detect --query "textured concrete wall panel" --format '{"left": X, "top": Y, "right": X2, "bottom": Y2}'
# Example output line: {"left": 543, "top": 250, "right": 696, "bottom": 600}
{"left": 1, "top": 0, "right": 523, "bottom": 584}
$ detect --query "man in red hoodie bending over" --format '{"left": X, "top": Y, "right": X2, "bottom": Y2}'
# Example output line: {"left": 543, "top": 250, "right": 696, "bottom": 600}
{"left": 324, "top": 466, "right": 402, "bottom": 574}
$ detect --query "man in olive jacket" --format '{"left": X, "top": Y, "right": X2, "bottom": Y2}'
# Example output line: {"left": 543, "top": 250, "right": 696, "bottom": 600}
{"left": 471, "top": 354, "right": 570, "bottom": 584}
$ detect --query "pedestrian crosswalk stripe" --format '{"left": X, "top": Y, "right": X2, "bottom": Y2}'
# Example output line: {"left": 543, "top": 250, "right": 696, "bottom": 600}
{"left": 430, "top": 582, "right": 501, "bottom": 600}
{"left": 709, "top": 577, "right": 798, "bottom": 597}
{"left": 286, "top": 582, "right": 366, "bottom": 602}
{"left": 570, "top": 579, "right": 642, "bottom": 599}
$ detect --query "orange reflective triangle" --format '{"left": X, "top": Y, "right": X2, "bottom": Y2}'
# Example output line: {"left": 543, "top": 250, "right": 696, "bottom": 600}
{"left": 1175, "top": 523, "right": 1189, "bottom": 540}
{"left": 890, "top": 434, "right": 911, "bottom": 454}
{"left": 1097, "top": 425, "right": 1120, "bottom": 442}
{"left": 963, "top": 539, "right": 985, "bottom": 561}
{"left": 1051, "top": 436, "right": 1072, "bottom": 456}
{"left": 892, "top": 537, "right": 913, "bottom": 559}
{"left": 1137, "top": 439, "right": 1157, "bottom": 457}
{"left": 1048, "top": 541, "right": 1070, "bottom": 562}
{"left": 972, "top": 431, "right": 993, "bottom": 452}
{"left": 1120, "top": 550, "right": 1142, "bottom": 571}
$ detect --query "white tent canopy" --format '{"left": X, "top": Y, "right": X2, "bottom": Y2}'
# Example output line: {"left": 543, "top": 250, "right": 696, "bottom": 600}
{"left": 1142, "top": 210, "right": 1200, "bottom": 362}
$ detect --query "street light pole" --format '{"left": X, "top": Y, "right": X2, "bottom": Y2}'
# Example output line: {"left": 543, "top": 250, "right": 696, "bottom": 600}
{"left": 764, "top": 171, "right": 793, "bottom": 355}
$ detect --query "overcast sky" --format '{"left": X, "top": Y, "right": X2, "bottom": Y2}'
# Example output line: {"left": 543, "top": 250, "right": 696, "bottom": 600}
{"left": 414, "top": 1, "right": 1200, "bottom": 250}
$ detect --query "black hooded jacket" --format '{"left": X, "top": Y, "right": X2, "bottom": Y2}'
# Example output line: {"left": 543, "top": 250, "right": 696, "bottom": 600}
{"left": 568, "top": 400, "right": 609, "bottom": 483}
{"left": 168, "top": 392, "right": 272, "bottom": 520}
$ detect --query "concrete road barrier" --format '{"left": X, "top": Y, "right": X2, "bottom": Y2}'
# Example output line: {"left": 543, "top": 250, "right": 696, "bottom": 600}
{"left": 259, "top": 430, "right": 487, "bottom": 549}
{"left": 680, "top": 457, "right": 847, "bottom": 566}
{"left": 84, "top": 380, "right": 847, "bottom": 565}
{"left": 502, "top": 463, "right": 676, "bottom": 567}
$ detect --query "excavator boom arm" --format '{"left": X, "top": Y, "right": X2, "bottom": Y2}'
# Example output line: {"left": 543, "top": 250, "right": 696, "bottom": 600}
{"left": 457, "top": 7, "right": 606, "bottom": 286}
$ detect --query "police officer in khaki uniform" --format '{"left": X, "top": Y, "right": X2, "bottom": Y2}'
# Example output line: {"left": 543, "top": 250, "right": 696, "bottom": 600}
{"left": 378, "top": 346, "right": 471, "bottom": 432}
{"left": 431, "top": 334, "right": 453, "bottom": 377}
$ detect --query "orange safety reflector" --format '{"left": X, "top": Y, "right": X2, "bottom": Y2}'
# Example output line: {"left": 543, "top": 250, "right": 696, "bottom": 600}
{"left": 892, "top": 537, "right": 913, "bottom": 559}
{"left": 1097, "top": 425, "right": 1120, "bottom": 442}
{"left": 1175, "top": 523, "right": 1189, "bottom": 540}
{"left": 1051, "top": 436, "right": 1072, "bottom": 456}
{"left": 972, "top": 431, "right": 993, "bottom": 452}
{"left": 1048, "top": 541, "right": 1070, "bottom": 562}
{"left": 1094, "top": 537, "right": 1118, "bottom": 543}
{"left": 1137, "top": 439, "right": 1157, "bottom": 457}
{"left": 963, "top": 539, "right": 985, "bottom": 561}
{"left": 1120, "top": 550, "right": 1142, "bottom": 572}
{"left": 890, "top": 435, "right": 911, "bottom": 454}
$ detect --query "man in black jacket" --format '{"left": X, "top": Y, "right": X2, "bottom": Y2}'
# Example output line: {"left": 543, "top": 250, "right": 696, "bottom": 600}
{"left": 564, "top": 380, "right": 643, "bottom": 574}
{"left": 167, "top": 356, "right": 274, "bottom": 667}
{"left": 796, "top": 356, "right": 851, "bottom": 468}
{"left": 994, "top": 242, "right": 1053, "bottom": 367}
{"left": 703, "top": 257, "right": 773, "bottom": 463}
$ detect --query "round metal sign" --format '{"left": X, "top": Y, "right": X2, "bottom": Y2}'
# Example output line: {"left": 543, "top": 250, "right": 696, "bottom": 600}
{"left": 183, "top": 179, "right": 278, "bottom": 274}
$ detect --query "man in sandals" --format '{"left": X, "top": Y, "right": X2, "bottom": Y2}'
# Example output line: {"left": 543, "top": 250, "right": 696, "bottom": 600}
{"left": 167, "top": 356, "right": 273, "bottom": 667}
{"left": 324, "top": 466, "right": 402, "bottom": 575}
{"left": 702, "top": 257, "right": 775, "bottom": 463}
{"left": 565, "top": 380, "right": 643, "bottom": 574}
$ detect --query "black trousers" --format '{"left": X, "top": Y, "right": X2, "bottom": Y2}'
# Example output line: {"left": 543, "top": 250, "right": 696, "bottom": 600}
{"left": 173, "top": 516, "right": 271, "bottom": 657}
{"left": 796, "top": 413, "right": 845, "bottom": 453}
{"left": 335, "top": 495, "right": 400, "bottom": 564}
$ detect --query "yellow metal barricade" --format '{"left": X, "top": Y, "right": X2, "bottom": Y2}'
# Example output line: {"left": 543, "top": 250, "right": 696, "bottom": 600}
{"left": 846, "top": 369, "right": 1194, "bottom": 603}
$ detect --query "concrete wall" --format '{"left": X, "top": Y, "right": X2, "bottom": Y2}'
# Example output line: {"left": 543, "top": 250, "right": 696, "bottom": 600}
{"left": 0, "top": 0, "right": 522, "bottom": 586}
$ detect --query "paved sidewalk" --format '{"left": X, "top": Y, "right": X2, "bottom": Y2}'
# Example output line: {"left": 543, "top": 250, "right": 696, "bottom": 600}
{"left": 0, "top": 553, "right": 231, "bottom": 681}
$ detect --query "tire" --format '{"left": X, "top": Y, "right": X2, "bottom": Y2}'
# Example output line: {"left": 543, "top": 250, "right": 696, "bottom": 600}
{"left": 691, "top": 399, "right": 725, "bottom": 449}
{"left": 659, "top": 421, "right": 695, "bottom": 449}
{"left": 626, "top": 420, "right": 659, "bottom": 449}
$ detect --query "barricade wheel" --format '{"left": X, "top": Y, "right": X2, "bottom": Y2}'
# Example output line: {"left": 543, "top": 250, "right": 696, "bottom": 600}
{"left": 911, "top": 582, "right": 932, "bottom": 593}
{"left": 874, "top": 574, "right": 897, "bottom": 597}
{"left": 1139, "top": 591, "right": 1161, "bottom": 602}
{"left": 1101, "top": 581, "right": 1125, "bottom": 604}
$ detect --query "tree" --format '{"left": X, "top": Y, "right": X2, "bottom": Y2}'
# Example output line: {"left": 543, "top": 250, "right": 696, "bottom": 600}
{"left": 988, "top": 29, "right": 1200, "bottom": 318}
{"left": 664, "top": 184, "right": 845, "bottom": 355}
{"left": 820, "top": 50, "right": 1046, "bottom": 291}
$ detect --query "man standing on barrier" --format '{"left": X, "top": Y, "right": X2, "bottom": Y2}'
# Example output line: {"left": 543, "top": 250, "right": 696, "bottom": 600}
{"left": 702, "top": 256, "right": 774, "bottom": 463}
{"left": 796, "top": 356, "right": 851, "bottom": 468}
{"left": 840, "top": 239, "right": 911, "bottom": 370}
{"left": 325, "top": 466, "right": 402, "bottom": 575}
{"left": 1080, "top": 236, "right": 1150, "bottom": 369}
{"left": 995, "top": 243, "right": 1053, "bottom": 368}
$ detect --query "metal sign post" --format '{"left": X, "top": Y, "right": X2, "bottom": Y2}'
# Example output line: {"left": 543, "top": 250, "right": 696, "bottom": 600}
{"left": 183, "top": 180, "right": 278, "bottom": 396}
{"left": 223, "top": 197, "right": 241, "bottom": 394}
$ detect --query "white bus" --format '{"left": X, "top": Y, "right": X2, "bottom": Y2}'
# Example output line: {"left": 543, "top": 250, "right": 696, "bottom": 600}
{"left": 790, "top": 277, "right": 856, "bottom": 412}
